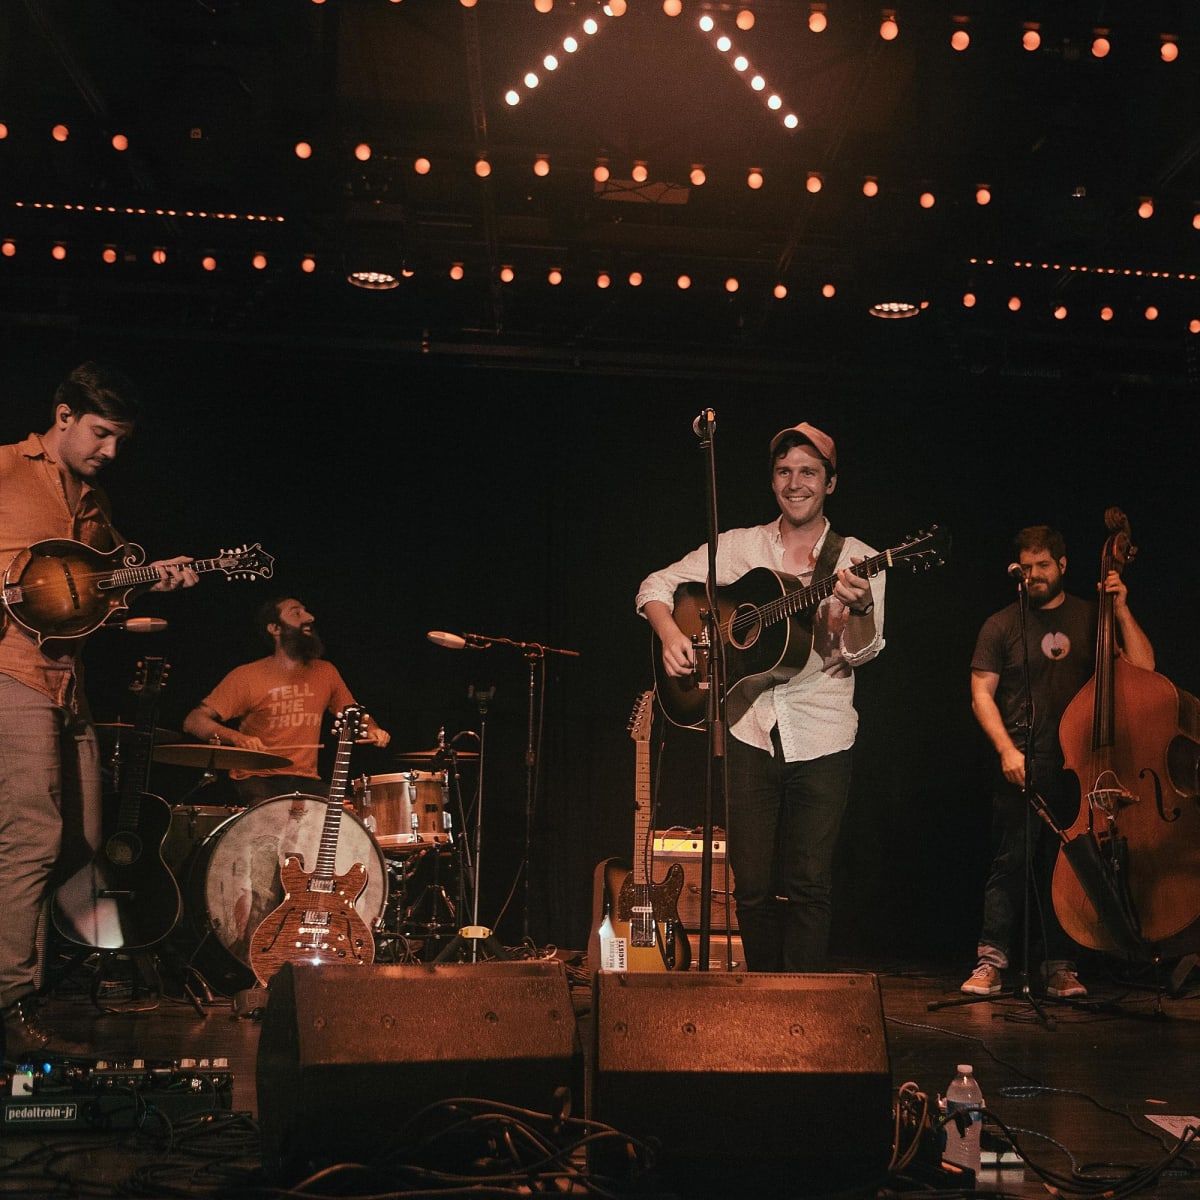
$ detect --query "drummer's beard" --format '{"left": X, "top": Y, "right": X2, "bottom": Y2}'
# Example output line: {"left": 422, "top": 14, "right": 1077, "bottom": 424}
{"left": 280, "top": 622, "right": 324, "bottom": 662}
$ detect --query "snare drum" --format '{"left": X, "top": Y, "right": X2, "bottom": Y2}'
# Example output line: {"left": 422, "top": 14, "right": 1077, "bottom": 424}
{"left": 180, "top": 793, "right": 387, "bottom": 994}
{"left": 351, "top": 771, "right": 452, "bottom": 850}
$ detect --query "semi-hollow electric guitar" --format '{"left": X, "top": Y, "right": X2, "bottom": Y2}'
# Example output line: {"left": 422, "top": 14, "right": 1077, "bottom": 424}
{"left": 2, "top": 538, "right": 274, "bottom": 644}
{"left": 594, "top": 691, "right": 691, "bottom": 972}
{"left": 248, "top": 705, "right": 376, "bottom": 986}
{"left": 652, "top": 525, "right": 950, "bottom": 728}
{"left": 52, "top": 658, "right": 182, "bottom": 950}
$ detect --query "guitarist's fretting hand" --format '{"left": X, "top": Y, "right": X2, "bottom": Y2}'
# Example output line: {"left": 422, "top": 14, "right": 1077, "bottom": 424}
{"left": 833, "top": 557, "right": 874, "bottom": 614}
{"left": 149, "top": 555, "right": 200, "bottom": 592}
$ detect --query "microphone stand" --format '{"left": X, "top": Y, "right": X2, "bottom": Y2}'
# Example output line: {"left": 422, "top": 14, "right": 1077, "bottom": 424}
{"left": 434, "top": 634, "right": 579, "bottom": 959}
{"left": 694, "top": 409, "right": 729, "bottom": 973}
{"left": 929, "top": 569, "right": 1054, "bottom": 1028}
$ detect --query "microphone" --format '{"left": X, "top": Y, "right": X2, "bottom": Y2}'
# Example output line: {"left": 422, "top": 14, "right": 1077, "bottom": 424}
{"left": 427, "top": 630, "right": 467, "bottom": 650}
{"left": 108, "top": 617, "right": 169, "bottom": 633}
{"left": 691, "top": 408, "right": 716, "bottom": 437}
{"left": 1006, "top": 563, "right": 1027, "bottom": 585}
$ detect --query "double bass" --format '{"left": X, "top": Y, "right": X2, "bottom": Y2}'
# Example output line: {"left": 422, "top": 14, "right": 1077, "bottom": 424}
{"left": 1052, "top": 508, "right": 1200, "bottom": 959}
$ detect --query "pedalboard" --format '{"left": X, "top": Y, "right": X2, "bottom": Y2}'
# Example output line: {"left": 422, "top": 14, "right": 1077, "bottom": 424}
{"left": 2, "top": 1056, "right": 233, "bottom": 1132}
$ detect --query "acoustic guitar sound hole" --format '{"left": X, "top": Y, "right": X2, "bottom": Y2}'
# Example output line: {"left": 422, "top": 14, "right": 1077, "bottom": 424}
{"left": 729, "top": 604, "right": 761, "bottom": 650}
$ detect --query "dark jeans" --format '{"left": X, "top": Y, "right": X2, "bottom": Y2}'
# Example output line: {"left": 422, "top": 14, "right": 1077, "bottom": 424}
{"left": 977, "top": 759, "right": 1080, "bottom": 974}
{"left": 726, "top": 732, "right": 853, "bottom": 972}
{"left": 233, "top": 774, "right": 325, "bottom": 807}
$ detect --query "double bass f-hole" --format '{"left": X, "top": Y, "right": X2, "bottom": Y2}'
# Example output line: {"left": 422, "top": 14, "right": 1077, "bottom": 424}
{"left": 1139, "top": 766, "right": 1180, "bottom": 823}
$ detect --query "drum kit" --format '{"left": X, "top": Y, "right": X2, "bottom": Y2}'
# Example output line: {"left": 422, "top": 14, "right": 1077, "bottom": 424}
{"left": 96, "top": 724, "right": 479, "bottom": 997}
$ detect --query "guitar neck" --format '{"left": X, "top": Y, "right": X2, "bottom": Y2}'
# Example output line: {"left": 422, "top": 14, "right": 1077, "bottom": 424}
{"left": 114, "top": 665, "right": 165, "bottom": 833}
{"left": 631, "top": 738, "right": 652, "bottom": 886}
{"left": 761, "top": 547, "right": 891, "bottom": 629}
{"left": 104, "top": 555, "right": 226, "bottom": 591}
{"left": 313, "top": 734, "right": 355, "bottom": 879}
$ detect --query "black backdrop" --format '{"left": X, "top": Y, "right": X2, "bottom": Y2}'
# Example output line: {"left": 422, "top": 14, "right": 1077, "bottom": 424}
{"left": 5, "top": 333, "right": 1197, "bottom": 966}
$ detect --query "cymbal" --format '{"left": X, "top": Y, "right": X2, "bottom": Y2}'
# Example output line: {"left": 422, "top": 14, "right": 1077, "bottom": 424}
{"left": 393, "top": 746, "right": 480, "bottom": 763}
{"left": 151, "top": 743, "right": 293, "bottom": 771}
{"left": 95, "top": 722, "right": 183, "bottom": 745}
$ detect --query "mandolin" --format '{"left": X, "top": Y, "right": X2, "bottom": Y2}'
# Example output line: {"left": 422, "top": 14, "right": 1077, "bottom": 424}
{"left": 652, "top": 526, "right": 949, "bottom": 729}
{"left": 248, "top": 705, "right": 376, "bottom": 986}
{"left": 2, "top": 538, "right": 274, "bottom": 644}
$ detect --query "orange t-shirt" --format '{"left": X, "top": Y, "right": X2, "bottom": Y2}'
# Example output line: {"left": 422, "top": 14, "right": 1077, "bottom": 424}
{"left": 201, "top": 657, "right": 355, "bottom": 779}
{"left": 0, "top": 434, "right": 121, "bottom": 708}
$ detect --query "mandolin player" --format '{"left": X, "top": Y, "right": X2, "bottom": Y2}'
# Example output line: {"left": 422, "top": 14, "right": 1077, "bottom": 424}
{"left": 0, "top": 362, "right": 197, "bottom": 1054}
{"left": 636, "top": 422, "right": 885, "bottom": 973}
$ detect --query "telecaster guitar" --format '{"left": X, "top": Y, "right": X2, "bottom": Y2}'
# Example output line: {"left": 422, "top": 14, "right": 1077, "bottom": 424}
{"left": 652, "top": 525, "right": 950, "bottom": 728}
{"left": 595, "top": 691, "right": 691, "bottom": 972}
{"left": 52, "top": 658, "right": 182, "bottom": 950}
{"left": 2, "top": 538, "right": 274, "bottom": 644}
{"left": 248, "top": 705, "right": 376, "bottom": 986}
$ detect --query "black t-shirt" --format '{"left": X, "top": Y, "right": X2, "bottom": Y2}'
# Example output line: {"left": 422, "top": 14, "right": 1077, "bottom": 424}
{"left": 971, "top": 593, "right": 1096, "bottom": 760}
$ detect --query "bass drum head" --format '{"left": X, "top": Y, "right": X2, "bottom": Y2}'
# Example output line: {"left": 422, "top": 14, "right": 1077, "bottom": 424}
{"left": 184, "top": 793, "right": 387, "bottom": 995}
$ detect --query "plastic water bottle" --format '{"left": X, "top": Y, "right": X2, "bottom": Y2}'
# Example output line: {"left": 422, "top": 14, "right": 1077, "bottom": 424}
{"left": 944, "top": 1063, "right": 984, "bottom": 1177}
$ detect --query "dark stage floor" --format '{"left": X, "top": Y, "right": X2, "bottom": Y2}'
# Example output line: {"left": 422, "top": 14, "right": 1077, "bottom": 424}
{"left": 3, "top": 955, "right": 1197, "bottom": 1198}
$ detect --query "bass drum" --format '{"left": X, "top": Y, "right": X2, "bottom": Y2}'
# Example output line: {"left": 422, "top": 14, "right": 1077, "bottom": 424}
{"left": 181, "top": 793, "right": 387, "bottom": 995}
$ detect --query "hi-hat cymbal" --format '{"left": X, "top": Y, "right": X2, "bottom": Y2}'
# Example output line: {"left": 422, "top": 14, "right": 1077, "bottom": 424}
{"left": 95, "top": 721, "right": 183, "bottom": 745}
{"left": 393, "top": 746, "right": 480, "bottom": 763}
{"left": 152, "top": 743, "right": 293, "bottom": 771}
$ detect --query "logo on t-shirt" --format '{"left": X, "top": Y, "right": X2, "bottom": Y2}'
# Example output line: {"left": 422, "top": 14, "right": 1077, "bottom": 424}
{"left": 1041, "top": 631, "right": 1071, "bottom": 661}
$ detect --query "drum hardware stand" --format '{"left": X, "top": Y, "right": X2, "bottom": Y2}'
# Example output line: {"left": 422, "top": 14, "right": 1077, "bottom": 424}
{"left": 435, "top": 686, "right": 507, "bottom": 963}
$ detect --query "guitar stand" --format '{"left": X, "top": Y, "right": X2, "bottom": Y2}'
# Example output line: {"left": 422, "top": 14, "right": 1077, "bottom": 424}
{"left": 432, "top": 924, "right": 511, "bottom": 964}
{"left": 89, "top": 949, "right": 163, "bottom": 1013}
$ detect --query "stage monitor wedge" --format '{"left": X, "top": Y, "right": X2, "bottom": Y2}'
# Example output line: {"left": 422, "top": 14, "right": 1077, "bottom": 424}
{"left": 592, "top": 971, "right": 892, "bottom": 1196}
{"left": 257, "top": 960, "right": 583, "bottom": 1182}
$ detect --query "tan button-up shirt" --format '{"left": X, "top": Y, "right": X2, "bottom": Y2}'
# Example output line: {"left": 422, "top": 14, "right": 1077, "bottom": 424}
{"left": 0, "top": 433, "right": 120, "bottom": 708}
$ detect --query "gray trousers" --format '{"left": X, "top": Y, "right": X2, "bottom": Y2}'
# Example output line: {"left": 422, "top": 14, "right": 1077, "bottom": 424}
{"left": 0, "top": 674, "right": 101, "bottom": 1008}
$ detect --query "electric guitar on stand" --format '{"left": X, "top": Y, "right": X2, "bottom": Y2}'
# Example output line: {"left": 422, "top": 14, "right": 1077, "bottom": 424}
{"left": 53, "top": 657, "right": 182, "bottom": 950}
{"left": 594, "top": 692, "right": 690, "bottom": 972}
{"left": 248, "top": 705, "right": 376, "bottom": 986}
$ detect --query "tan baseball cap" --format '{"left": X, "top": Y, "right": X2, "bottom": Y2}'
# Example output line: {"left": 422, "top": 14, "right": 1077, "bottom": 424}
{"left": 769, "top": 421, "right": 837, "bottom": 471}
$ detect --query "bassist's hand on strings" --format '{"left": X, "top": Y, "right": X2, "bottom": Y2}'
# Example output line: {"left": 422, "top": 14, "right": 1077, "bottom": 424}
{"left": 149, "top": 555, "right": 200, "bottom": 591}
{"left": 1100, "top": 569, "right": 1129, "bottom": 612}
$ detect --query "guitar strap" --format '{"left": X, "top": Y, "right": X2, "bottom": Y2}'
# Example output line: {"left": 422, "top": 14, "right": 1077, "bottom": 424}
{"left": 813, "top": 527, "right": 846, "bottom": 585}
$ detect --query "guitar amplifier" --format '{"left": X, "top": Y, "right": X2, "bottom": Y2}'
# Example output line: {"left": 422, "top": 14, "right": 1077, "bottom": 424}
{"left": 652, "top": 831, "right": 737, "bottom": 932}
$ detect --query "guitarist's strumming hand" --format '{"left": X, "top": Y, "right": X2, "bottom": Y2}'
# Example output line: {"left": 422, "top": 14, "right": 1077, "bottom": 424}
{"left": 643, "top": 601, "right": 695, "bottom": 678}
{"left": 149, "top": 555, "right": 200, "bottom": 592}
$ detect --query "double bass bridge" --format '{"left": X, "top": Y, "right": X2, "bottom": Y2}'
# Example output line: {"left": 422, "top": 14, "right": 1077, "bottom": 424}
{"left": 1087, "top": 785, "right": 1138, "bottom": 819}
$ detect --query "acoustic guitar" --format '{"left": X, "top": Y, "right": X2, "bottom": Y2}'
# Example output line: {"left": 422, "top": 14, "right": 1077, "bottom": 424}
{"left": 52, "top": 657, "right": 182, "bottom": 950}
{"left": 248, "top": 705, "right": 376, "bottom": 986}
{"left": 652, "top": 525, "right": 950, "bottom": 729}
{"left": 2, "top": 538, "right": 274, "bottom": 644}
{"left": 594, "top": 691, "right": 691, "bottom": 972}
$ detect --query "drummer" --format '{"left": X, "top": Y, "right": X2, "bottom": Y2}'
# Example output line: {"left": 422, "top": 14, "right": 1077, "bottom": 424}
{"left": 182, "top": 595, "right": 390, "bottom": 805}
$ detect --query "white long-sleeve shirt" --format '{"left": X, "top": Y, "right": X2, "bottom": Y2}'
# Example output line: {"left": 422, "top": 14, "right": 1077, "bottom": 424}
{"left": 636, "top": 517, "right": 885, "bottom": 762}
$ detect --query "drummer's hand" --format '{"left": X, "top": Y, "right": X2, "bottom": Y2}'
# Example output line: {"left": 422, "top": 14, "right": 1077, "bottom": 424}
{"left": 224, "top": 731, "right": 266, "bottom": 751}
{"left": 149, "top": 555, "right": 200, "bottom": 592}
{"left": 359, "top": 721, "right": 391, "bottom": 749}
